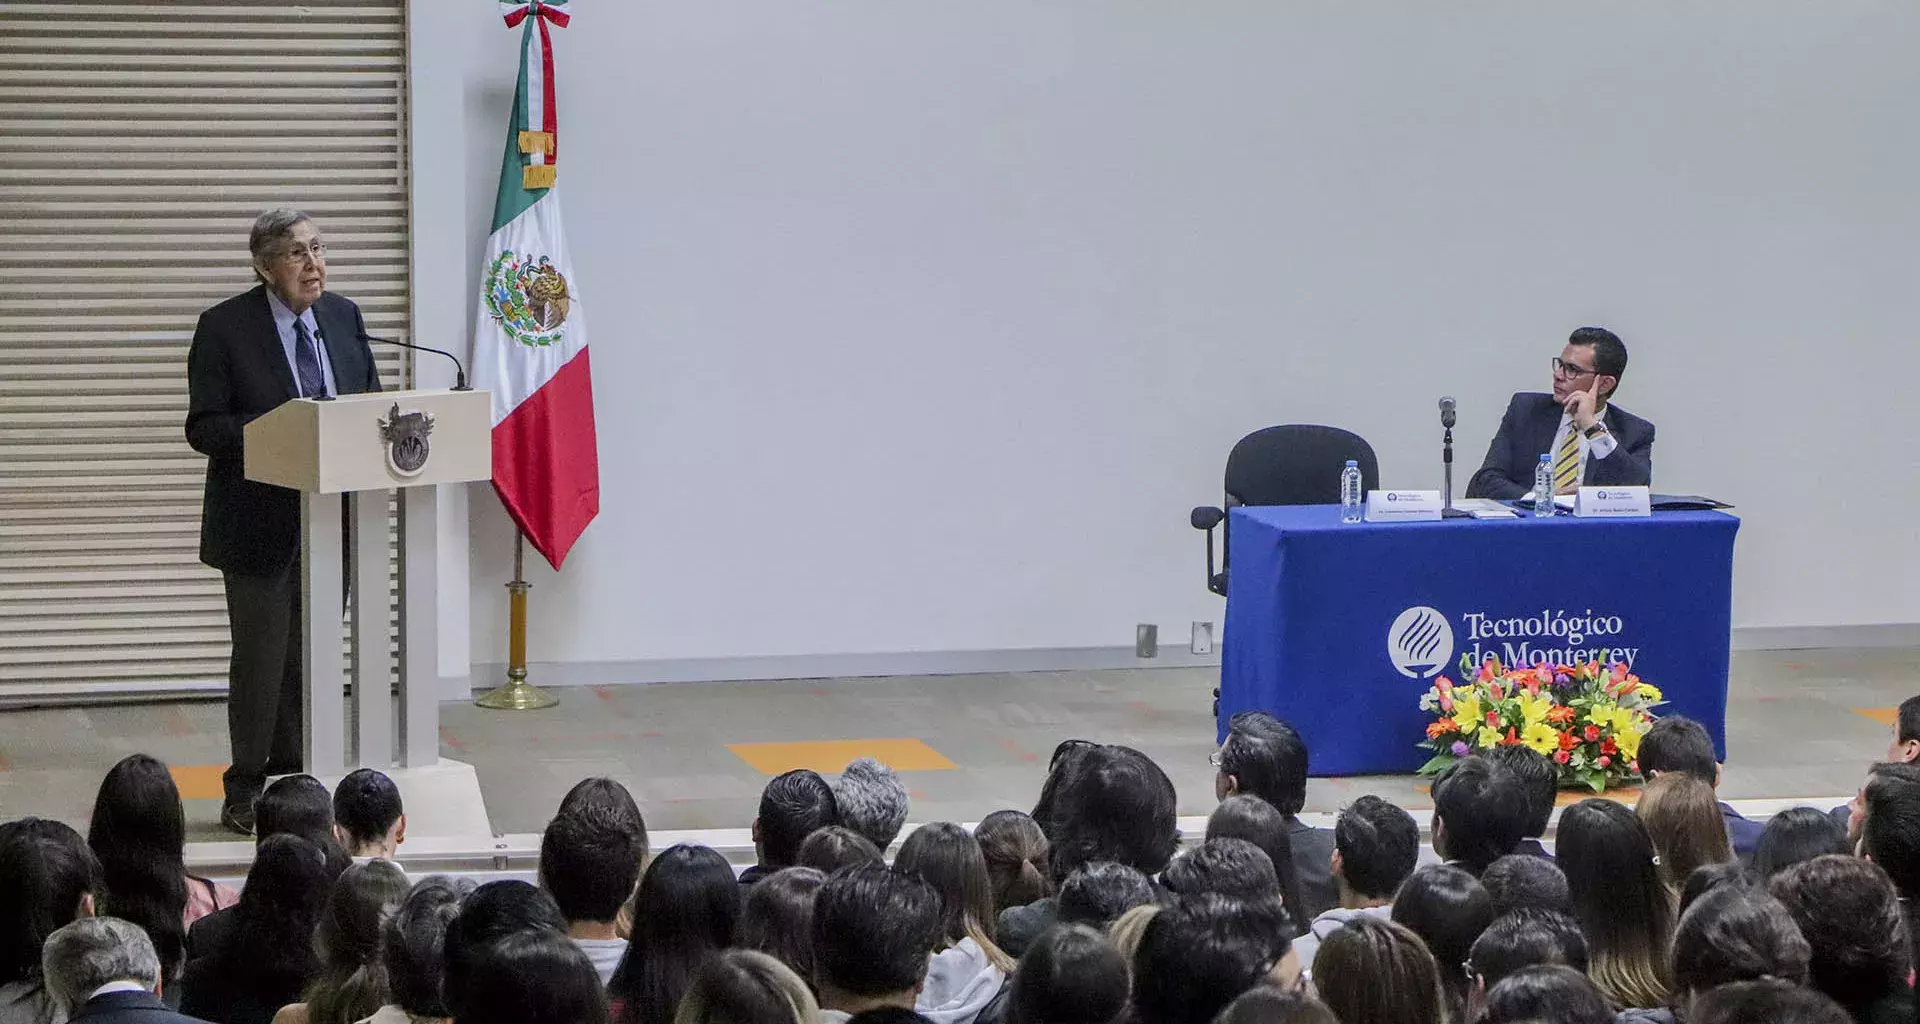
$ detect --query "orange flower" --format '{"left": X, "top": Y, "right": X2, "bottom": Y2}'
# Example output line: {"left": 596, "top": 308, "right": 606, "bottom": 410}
{"left": 1427, "top": 720, "right": 1453, "bottom": 740}
{"left": 1501, "top": 727, "right": 1521, "bottom": 747}
{"left": 1547, "top": 706, "right": 1576, "bottom": 725}
{"left": 1558, "top": 730, "right": 1578, "bottom": 751}
{"left": 1486, "top": 711, "right": 1502, "bottom": 730}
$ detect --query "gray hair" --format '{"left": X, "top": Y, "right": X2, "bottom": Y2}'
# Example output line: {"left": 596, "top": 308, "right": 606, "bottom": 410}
{"left": 833, "top": 758, "right": 910, "bottom": 851}
{"left": 41, "top": 917, "right": 159, "bottom": 1013}
{"left": 249, "top": 207, "right": 312, "bottom": 278}
{"left": 385, "top": 874, "right": 479, "bottom": 1017}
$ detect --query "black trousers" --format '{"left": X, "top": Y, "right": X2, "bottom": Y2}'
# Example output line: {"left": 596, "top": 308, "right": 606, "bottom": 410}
{"left": 221, "top": 557, "right": 304, "bottom": 808}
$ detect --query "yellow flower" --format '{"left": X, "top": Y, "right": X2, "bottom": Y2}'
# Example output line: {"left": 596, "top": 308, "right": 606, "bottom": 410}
{"left": 1521, "top": 721, "right": 1560, "bottom": 755}
{"left": 1516, "top": 691, "right": 1553, "bottom": 727}
{"left": 1634, "top": 683, "right": 1663, "bottom": 702}
{"left": 1615, "top": 721, "right": 1646, "bottom": 761}
{"left": 1586, "top": 700, "right": 1619, "bottom": 728}
{"left": 1475, "top": 726, "right": 1500, "bottom": 749}
{"left": 1451, "top": 693, "right": 1483, "bottom": 735}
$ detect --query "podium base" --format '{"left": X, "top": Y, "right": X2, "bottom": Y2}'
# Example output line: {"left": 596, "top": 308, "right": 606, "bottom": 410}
{"left": 475, "top": 680, "right": 559, "bottom": 710}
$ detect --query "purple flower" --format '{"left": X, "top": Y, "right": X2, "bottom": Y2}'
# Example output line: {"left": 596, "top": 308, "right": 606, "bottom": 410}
{"left": 1450, "top": 741, "right": 1470, "bottom": 757}
{"left": 1554, "top": 673, "right": 1571, "bottom": 686}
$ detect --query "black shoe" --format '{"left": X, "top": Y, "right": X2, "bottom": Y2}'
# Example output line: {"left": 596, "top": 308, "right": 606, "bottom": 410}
{"left": 220, "top": 803, "right": 257, "bottom": 837}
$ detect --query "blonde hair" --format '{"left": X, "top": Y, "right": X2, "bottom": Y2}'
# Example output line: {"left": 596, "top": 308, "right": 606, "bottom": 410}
{"left": 673, "top": 950, "right": 818, "bottom": 1024}
{"left": 1106, "top": 904, "right": 1161, "bottom": 963}
{"left": 1637, "top": 773, "right": 1734, "bottom": 896}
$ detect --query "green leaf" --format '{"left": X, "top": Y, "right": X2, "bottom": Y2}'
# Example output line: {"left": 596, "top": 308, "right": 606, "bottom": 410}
{"left": 1579, "top": 768, "right": 1607, "bottom": 792}
{"left": 1417, "top": 754, "right": 1460, "bottom": 776}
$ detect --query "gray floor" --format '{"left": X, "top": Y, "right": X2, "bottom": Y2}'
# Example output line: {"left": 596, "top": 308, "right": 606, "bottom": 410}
{"left": 0, "top": 647, "right": 1911, "bottom": 840}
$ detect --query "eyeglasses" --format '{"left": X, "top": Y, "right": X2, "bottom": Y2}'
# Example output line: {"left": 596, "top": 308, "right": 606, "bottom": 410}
{"left": 1208, "top": 750, "right": 1226, "bottom": 769}
{"left": 1551, "top": 357, "right": 1597, "bottom": 380}
{"left": 278, "top": 241, "right": 327, "bottom": 265}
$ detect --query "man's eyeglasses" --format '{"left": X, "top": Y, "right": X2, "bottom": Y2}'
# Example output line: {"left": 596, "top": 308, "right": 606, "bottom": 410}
{"left": 278, "top": 241, "right": 327, "bottom": 265}
{"left": 1551, "top": 357, "right": 1597, "bottom": 380}
{"left": 1208, "top": 749, "right": 1226, "bottom": 769}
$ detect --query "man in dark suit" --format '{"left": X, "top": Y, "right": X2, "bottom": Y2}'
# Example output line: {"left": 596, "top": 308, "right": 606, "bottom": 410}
{"left": 1467, "top": 327, "right": 1654, "bottom": 500}
{"left": 41, "top": 917, "right": 212, "bottom": 1024}
{"left": 1213, "top": 711, "right": 1339, "bottom": 918}
{"left": 186, "top": 208, "right": 380, "bottom": 835}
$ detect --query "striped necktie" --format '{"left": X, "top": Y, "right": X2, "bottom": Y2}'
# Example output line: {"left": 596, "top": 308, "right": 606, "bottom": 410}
{"left": 1552, "top": 422, "right": 1581, "bottom": 495}
{"left": 293, "top": 317, "right": 326, "bottom": 398}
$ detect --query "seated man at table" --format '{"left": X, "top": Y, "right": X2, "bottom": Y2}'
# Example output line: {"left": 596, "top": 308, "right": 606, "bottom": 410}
{"left": 1466, "top": 326, "right": 1655, "bottom": 500}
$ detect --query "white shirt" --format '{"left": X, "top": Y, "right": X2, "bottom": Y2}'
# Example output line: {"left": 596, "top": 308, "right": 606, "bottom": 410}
{"left": 1548, "top": 407, "right": 1618, "bottom": 486}
{"left": 265, "top": 288, "right": 336, "bottom": 397}
{"left": 86, "top": 982, "right": 150, "bottom": 1001}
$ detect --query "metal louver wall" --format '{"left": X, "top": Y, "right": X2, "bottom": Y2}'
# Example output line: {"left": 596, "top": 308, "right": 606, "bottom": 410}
{"left": 0, "top": 0, "right": 409, "bottom": 703}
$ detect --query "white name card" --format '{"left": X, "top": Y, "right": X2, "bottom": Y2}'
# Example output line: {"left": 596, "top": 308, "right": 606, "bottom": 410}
{"left": 1364, "top": 489, "right": 1443, "bottom": 522}
{"left": 1573, "top": 485, "right": 1652, "bottom": 518}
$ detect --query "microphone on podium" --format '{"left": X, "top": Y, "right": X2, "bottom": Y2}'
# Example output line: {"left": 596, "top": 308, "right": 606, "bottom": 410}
{"left": 366, "top": 334, "right": 472, "bottom": 392}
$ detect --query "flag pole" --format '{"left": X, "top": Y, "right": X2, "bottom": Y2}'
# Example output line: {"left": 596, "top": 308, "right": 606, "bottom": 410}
{"left": 476, "top": 530, "right": 558, "bottom": 710}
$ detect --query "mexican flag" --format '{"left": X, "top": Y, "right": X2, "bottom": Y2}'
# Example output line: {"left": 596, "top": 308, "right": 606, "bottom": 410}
{"left": 472, "top": 0, "right": 598, "bottom": 569}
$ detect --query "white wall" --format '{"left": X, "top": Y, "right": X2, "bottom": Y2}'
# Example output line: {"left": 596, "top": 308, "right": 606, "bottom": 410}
{"left": 409, "top": 2, "right": 1920, "bottom": 678}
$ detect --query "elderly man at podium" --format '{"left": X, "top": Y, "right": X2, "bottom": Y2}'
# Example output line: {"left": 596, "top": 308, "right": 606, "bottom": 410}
{"left": 185, "top": 208, "right": 381, "bottom": 835}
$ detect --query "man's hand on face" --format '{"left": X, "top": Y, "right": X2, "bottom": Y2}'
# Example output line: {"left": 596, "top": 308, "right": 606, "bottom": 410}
{"left": 1565, "top": 375, "right": 1604, "bottom": 433}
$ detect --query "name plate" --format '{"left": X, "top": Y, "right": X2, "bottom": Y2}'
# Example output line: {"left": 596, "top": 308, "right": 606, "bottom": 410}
{"left": 1364, "top": 489, "right": 1443, "bottom": 522}
{"left": 1573, "top": 485, "right": 1652, "bottom": 518}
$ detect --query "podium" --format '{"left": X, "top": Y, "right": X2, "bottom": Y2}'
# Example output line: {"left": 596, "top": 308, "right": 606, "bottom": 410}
{"left": 245, "top": 389, "right": 491, "bottom": 778}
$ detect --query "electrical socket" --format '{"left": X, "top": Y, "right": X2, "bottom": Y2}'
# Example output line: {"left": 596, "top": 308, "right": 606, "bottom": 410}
{"left": 1191, "top": 621, "right": 1214, "bottom": 655}
{"left": 1135, "top": 623, "right": 1158, "bottom": 659}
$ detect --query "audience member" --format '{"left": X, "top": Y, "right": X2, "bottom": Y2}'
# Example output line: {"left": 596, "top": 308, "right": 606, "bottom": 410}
{"left": 812, "top": 866, "right": 944, "bottom": 1024}
{"left": 608, "top": 846, "right": 740, "bottom": 1024}
{"left": 1212, "top": 713, "right": 1336, "bottom": 917}
{"left": 441, "top": 881, "right": 568, "bottom": 1024}
{"left": 39, "top": 918, "right": 197, "bottom": 1024}
{"left": 795, "top": 828, "right": 885, "bottom": 875}
{"left": 181, "top": 834, "right": 340, "bottom": 1024}
{"left": 1639, "top": 716, "right": 1763, "bottom": 858}
{"left": 369, "top": 875, "right": 475, "bottom": 1024}
{"left": 1689, "top": 979, "right": 1852, "bottom": 1024}
{"left": 255, "top": 775, "right": 337, "bottom": 850}
{"left": 1769, "top": 855, "right": 1918, "bottom": 1024}
{"left": 1487, "top": 744, "right": 1558, "bottom": 857}
{"left": 1309, "top": 916, "right": 1443, "bottom": 1024}
{"left": 1291, "top": 795, "right": 1417, "bottom": 969}
{"left": 892, "top": 823, "right": 1013, "bottom": 1024}
{"left": 1204, "top": 796, "right": 1308, "bottom": 934}
{"left": 332, "top": 771, "right": 406, "bottom": 864}
{"left": 1390, "top": 864, "right": 1492, "bottom": 1022}
{"left": 1004, "top": 925, "right": 1127, "bottom": 1024}
{"left": 1678, "top": 862, "right": 1751, "bottom": 919}
{"left": 1209, "top": 990, "right": 1338, "bottom": 1024}
{"left": 743, "top": 772, "right": 840, "bottom": 887}
{"left": 452, "top": 930, "right": 608, "bottom": 1024}
{"left": 1130, "top": 894, "right": 1295, "bottom": 1024}
{"left": 1555, "top": 798, "right": 1672, "bottom": 1010}
{"left": 272, "top": 860, "right": 410, "bottom": 1024}
{"left": 1861, "top": 764, "right": 1920, "bottom": 959}
{"left": 1637, "top": 771, "right": 1736, "bottom": 898}
{"left": 833, "top": 760, "right": 910, "bottom": 854}
{"left": 1052, "top": 864, "right": 1157, "bottom": 933}
{"left": 1476, "top": 965, "right": 1612, "bottom": 1024}
{"left": 672, "top": 951, "right": 818, "bottom": 1024}
{"left": 1466, "top": 908, "right": 1589, "bottom": 1012}
{"left": 973, "top": 812, "right": 1051, "bottom": 916}
{"left": 0, "top": 819, "right": 101, "bottom": 1024}
{"left": 1029, "top": 741, "right": 1098, "bottom": 840}
{"left": 1636, "top": 883, "right": 1811, "bottom": 1024}
{"left": 1846, "top": 762, "right": 1920, "bottom": 852}
{"left": 1429, "top": 756, "right": 1530, "bottom": 876}
{"left": 738, "top": 868, "right": 827, "bottom": 989}
{"left": 1159, "top": 839, "right": 1280, "bottom": 906}
{"left": 540, "top": 779, "right": 650, "bottom": 986}
{"left": 1104, "top": 905, "right": 1160, "bottom": 965}
{"left": 1479, "top": 853, "right": 1571, "bottom": 917}
{"left": 1753, "top": 806, "right": 1851, "bottom": 879}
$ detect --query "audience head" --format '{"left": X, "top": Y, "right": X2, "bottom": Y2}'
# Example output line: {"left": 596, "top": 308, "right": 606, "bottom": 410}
{"left": 1055, "top": 862, "right": 1158, "bottom": 931}
{"left": 332, "top": 768, "right": 406, "bottom": 857}
{"left": 1160, "top": 838, "right": 1279, "bottom": 905}
{"left": 1638, "top": 716, "right": 1719, "bottom": 787}
{"left": 1554, "top": 797, "right": 1672, "bottom": 1009}
{"left": 0, "top": 819, "right": 101, "bottom": 987}
{"left": 385, "top": 875, "right": 477, "bottom": 1019}
{"left": 1206, "top": 795, "right": 1306, "bottom": 930}
{"left": 1105, "top": 904, "right": 1161, "bottom": 965}
{"left": 1477, "top": 964, "right": 1613, "bottom": 1024}
{"left": 1769, "top": 854, "right": 1913, "bottom": 1012}
{"left": 1669, "top": 881, "right": 1810, "bottom": 1002}
{"left": 1479, "top": 853, "right": 1571, "bottom": 917}
{"left": 540, "top": 781, "right": 651, "bottom": 928}
{"left": 1468, "top": 908, "right": 1589, "bottom": 992}
{"left": 85, "top": 755, "right": 187, "bottom": 983}
{"left": 39, "top": 917, "right": 159, "bottom": 1016}
{"left": 1850, "top": 760, "right": 1920, "bottom": 848}
{"left": 738, "top": 867, "right": 827, "bottom": 986}
{"left": 1637, "top": 771, "right": 1735, "bottom": 893}
{"left": 833, "top": 758, "right": 910, "bottom": 853}
{"left": 1130, "top": 894, "right": 1295, "bottom": 1024}
{"left": 1678, "top": 861, "right": 1751, "bottom": 918}
{"left": 1331, "top": 795, "right": 1420, "bottom": 903}
{"left": 811, "top": 865, "right": 943, "bottom": 1007}
{"left": 1390, "top": 864, "right": 1491, "bottom": 1019}
{"left": 1753, "top": 806, "right": 1850, "bottom": 879}
{"left": 1047, "top": 744, "right": 1178, "bottom": 880}
{"left": 1890, "top": 694, "right": 1920, "bottom": 764}
{"left": 894, "top": 821, "right": 1011, "bottom": 969}
{"left": 1487, "top": 744, "right": 1557, "bottom": 839}
{"left": 1007, "top": 924, "right": 1129, "bottom": 1024}
{"left": 454, "top": 929, "right": 608, "bottom": 1024}
{"left": 610, "top": 844, "right": 741, "bottom": 1024}
{"left": 1210, "top": 989, "right": 1339, "bottom": 1024}
{"left": 1214, "top": 712, "right": 1309, "bottom": 816}
{"left": 257, "top": 773, "right": 337, "bottom": 847}
{"left": 442, "top": 880, "right": 568, "bottom": 1020}
{"left": 1310, "top": 916, "right": 1444, "bottom": 1024}
{"left": 673, "top": 950, "right": 818, "bottom": 1024}
{"left": 1031, "top": 740, "right": 1100, "bottom": 838}
{"left": 1861, "top": 764, "right": 1920, "bottom": 900}
{"left": 1430, "top": 756, "right": 1530, "bottom": 875}
{"left": 306, "top": 859, "right": 411, "bottom": 1024}
{"left": 974, "top": 810, "right": 1052, "bottom": 913}
{"left": 1689, "top": 979, "right": 1852, "bottom": 1024}
{"left": 235, "top": 832, "right": 342, "bottom": 986}
{"left": 754, "top": 770, "right": 839, "bottom": 870}
{"left": 795, "top": 826, "right": 885, "bottom": 875}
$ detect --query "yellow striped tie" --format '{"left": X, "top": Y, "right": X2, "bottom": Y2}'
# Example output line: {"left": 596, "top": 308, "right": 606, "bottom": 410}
{"left": 1552, "top": 424, "right": 1581, "bottom": 494}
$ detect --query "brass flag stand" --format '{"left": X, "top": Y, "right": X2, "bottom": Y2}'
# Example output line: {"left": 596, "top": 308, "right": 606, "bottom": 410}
{"left": 476, "top": 531, "right": 559, "bottom": 710}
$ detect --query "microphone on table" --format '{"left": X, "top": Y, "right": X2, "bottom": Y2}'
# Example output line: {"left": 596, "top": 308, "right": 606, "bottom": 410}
{"left": 1439, "top": 395, "right": 1470, "bottom": 518}
{"left": 366, "top": 334, "right": 472, "bottom": 391}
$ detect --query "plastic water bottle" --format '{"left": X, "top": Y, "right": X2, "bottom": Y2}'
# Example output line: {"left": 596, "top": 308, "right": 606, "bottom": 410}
{"left": 1340, "top": 460, "right": 1364, "bottom": 523}
{"left": 1533, "top": 454, "right": 1555, "bottom": 517}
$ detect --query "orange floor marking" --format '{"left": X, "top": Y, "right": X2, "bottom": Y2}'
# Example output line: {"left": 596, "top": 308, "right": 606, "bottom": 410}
{"left": 170, "top": 764, "right": 228, "bottom": 800}
{"left": 726, "top": 738, "right": 956, "bottom": 775}
{"left": 1855, "top": 708, "right": 1899, "bottom": 727}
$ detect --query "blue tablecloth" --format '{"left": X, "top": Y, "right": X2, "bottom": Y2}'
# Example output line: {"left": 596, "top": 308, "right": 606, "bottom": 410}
{"left": 1218, "top": 505, "right": 1740, "bottom": 775}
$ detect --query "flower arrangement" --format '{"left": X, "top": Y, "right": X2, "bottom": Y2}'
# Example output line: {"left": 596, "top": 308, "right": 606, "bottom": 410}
{"left": 1417, "top": 655, "right": 1665, "bottom": 792}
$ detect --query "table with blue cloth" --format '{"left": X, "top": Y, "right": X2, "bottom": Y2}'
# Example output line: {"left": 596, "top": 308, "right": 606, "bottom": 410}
{"left": 1217, "top": 505, "right": 1740, "bottom": 775}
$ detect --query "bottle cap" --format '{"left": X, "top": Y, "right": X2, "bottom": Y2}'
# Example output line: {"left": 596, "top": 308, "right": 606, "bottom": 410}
{"left": 1345, "top": 460, "right": 1357, "bottom": 467}
{"left": 1539, "top": 454, "right": 1551, "bottom": 461}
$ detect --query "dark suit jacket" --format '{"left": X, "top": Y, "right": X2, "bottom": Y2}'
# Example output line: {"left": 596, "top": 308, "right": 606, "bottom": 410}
{"left": 70, "top": 990, "right": 213, "bottom": 1024}
{"left": 1466, "top": 392, "right": 1654, "bottom": 500}
{"left": 1287, "top": 817, "right": 1339, "bottom": 920}
{"left": 1721, "top": 802, "right": 1766, "bottom": 862}
{"left": 185, "top": 285, "right": 380, "bottom": 576}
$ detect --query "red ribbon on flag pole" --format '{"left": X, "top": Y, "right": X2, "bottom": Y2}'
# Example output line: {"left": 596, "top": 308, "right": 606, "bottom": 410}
{"left": 502, "top": 1, "right": 569, "bottom": 29}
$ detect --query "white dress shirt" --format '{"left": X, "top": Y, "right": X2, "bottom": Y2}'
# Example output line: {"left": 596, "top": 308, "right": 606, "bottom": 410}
{"left": 265, "top": 288, "right": 336, "bottom": 397}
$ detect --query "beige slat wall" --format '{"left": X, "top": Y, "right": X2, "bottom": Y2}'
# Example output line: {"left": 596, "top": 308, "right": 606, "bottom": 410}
{"left": 0, "top": 0, "right": 409, "bottom": 702}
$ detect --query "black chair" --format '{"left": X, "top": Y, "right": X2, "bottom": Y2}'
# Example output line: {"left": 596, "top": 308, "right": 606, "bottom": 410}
{"left": 1190, "top": 425, "right": 1380, "bottom": 596}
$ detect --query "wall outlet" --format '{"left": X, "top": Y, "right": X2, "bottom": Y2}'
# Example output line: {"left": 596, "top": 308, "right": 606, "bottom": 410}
{"left": 1191, "top": 621, "right": 1214, "bottom": 655}
{"left": 1135, "top": 623, "right": 1158, "bottom": 658}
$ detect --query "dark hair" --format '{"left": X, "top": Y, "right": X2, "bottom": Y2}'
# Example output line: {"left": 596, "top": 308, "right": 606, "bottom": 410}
{"left": 1478, "top": 964, "right": 1612, "bottom": 1024}
{"left": 894, "top": 822, "right": 1012, "bottom": 970}
{"left": 1218, "top": 712, "right": 1309, "bottom": 816}
{"left": 1007, "top": 924, "right": 1129, "bottom": 1024}
{"left": 1055, "top": 862, "right": 1158, "bottom": 931}
{"left": 610, "top": 845, "right": 741, "bottom": 1024}
{"left": 1331, "top": 795, "right": 1420, "bottom": 900}
{"left": 1487, "top": 745, "right": 1556, "bottom": 838}
{"left": 1678, "top": 861, "right": 1752, "bottom": 919}
{"left": 230, "top": 833, "right": 342, "bottom": 996}
{"left": 1206, "top": 795, "right": 1307, "bottom": 932}
{"left": 1161, "top": 838, "right": 1278, "bottom": 905}
{"left": 332, "top": 768, "right": 404, "bottom": 850}
{"left": 795, "top": 826, "right": 884, "bottom": 875}
{"left": 738, "top": 867, "right": 827, "bottom": 985}
{"left": 385, "top": 875, "right": 475, "bottom": 1018}
{"left": 442, "top": 880, "right": 568, "bottom": 1021}
{"left": 1567, "top": 327, "right": 1627, "bottom": 397}
{"left": 307, "top": 859, "right": 412, "bottom": 1024}
{"left": 541, "top": 783, "right": 650, "bottom": 925}
{"left": 1862, "top": 767, "right": 1920, "bottom": 901}
{"left": 1670, "top": 883, "right": 1810, "bottom": 998}
{"left": 1900, "top": 695, "right": 1920, "bottom": 747}
{"left": 453, "top": 929, "right": 609, "bottom": 1024}
{"left": 1210, "top": 989, "right": 1339, "bottom": 1024}
{"left": 1048, "top": 745, "right": 1178, "bottom": 880}
{"left": 1753, "top": 807, "right": 1851, "bottom": 879}
{"left": 812, "top": 864, "right": 943, "bottom": 997}
{"left": 675, "top": 950, "right": 815, "bottom": 1024}
{"left": 975, "top": 811, "right": 1052, "bottom": 913}
{"left": 1479, "top": 854, "right": 1570, "bottom": 917}
{"left": 1431, "top": 757, "right": 1529, "bottom": 875}
{"left": 1689, "top": 979, "right": 1852, "bottom": 1024}
{"left": 0, "top": 818, "right": 100, "bottom": 985}
{"left": 258, "top": 773, "right": 337, "bottom": 847}
{"left": 1556, "top": 798, "right": 1672, "bottom": 1009}
{"left": 1130, "top": 893, "right": 1292, "bottom": 1024}
{"left": 1310, "top": 916, "right": 1444, "bottom": 1024}
{"left": 1390, "top": 864, "right": 1492, "bottom": 1020}
{"left": 86, "top": 754, "right": 189, "bottom": 986}
{"left": 1769, "top": 855, "right": 1912, "bottom": 1010}
{"left": 1468, "top": 908, "right": 1589, "bottom": 989}
{"left": 1637, "top": 716, "right": 1718, "bottom": 786}
{"left": 1032, "top": 741, "right": 1100, "bottom": 840}
{"left": 755, "top": 770, "right": 839, "bottom": 870}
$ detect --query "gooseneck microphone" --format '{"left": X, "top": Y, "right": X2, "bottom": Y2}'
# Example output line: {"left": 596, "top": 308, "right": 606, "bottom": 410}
{"left": 367, "top": 334, "right": 472, "bottom": 391}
